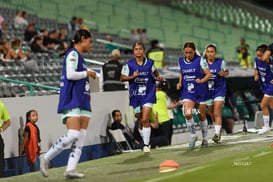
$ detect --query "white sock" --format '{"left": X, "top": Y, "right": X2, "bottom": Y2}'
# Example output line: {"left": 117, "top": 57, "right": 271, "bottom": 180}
{"left": 186, "top": 118, "right": 196, "bottom": 135}
{"left": 142, "top": 127, "right": 151, "bottom": 146}
{"left": 200, "top": 119, "right": 208, "bottom": 140}
{"left": 44, "top": 129, "right": 80, "bottom": 161}
{"left": 214, "top": 125, "right": 222, "bottom": 135}
{"left": 66, "top": 129, "right": 86, "bottom": 172}
{"left": 263, "top": 115, "right": 270, "bottom": 128}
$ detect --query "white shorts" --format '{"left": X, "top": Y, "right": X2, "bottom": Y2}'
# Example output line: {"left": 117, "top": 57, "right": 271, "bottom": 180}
{"left": 61, "top": 108, "right": 91, "bottom": 124}
{"left": 206, "top": 96, "right": 225, "bottom": 106}
{"left": 133, "top": 103, "right": 153, "bottom": 113}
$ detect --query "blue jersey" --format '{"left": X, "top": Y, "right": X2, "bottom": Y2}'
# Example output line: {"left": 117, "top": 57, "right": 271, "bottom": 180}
{"left": 125, "top": 58, "right": 156, "bottom": 107}
{"left": 255, "top": 57, "right": 273, "bottom": 95}
{"left": 57, "top": 48, "right": 91, "bottom": 113}
{"left": 178, "top": 55, "right": 209, "bottom": 102}
{"left": 207, "top": 58, "right": 227, "bottom": 99}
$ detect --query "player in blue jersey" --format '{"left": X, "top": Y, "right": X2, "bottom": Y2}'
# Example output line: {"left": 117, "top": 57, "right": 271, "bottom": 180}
{"left": 121, "top": 41, "right": 163, "bottom": 154}
{"left": 204, "top": 44, "right": 229, "bottom": 143}
{"left": 176, "top": 41, "right": 212, "bottom": 149}
{"left": 254, "top": 44, "right": 273, "bottom": 134}
{"left": 40, "top": 29, "right": 96, "bottom": 179}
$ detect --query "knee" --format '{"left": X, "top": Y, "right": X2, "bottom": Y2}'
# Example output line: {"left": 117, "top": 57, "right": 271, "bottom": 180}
{"left": 184, "top": 113, "right": 193, "bottom": 120}
{"left": 68, "top": 129, "right": 81, "bottom": 140}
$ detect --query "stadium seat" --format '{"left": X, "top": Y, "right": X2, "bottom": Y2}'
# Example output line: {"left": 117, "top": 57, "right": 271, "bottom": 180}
{"left": 108, "top": 129, "right": 139, "bottom": 153}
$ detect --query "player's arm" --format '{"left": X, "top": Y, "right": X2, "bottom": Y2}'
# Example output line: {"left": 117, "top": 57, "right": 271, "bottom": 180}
{"left": 196, "top": 58, "right": 212, "bottom": 83}
{"left": 254, "top": 69, "right": 259, "bottom": 81}
{"left": 218, "top": 60, "right": 229, "bottom": 77}
{"left": 262, "top": 43, "right": 273, "bottom": 61}
{"left": 66, "top": 51, "right": 96, "bottom": 80}
{"left": 120, "top": 64, "right": 138, "bottom": 81}
{"left": 152, "top": 65, "right": 163, "bottom": 81}
{"left": 196, "top": 68, "right": 212, "bottom": 83}
{"left": 176, "top": 72, "right": 182, "bottom": 90}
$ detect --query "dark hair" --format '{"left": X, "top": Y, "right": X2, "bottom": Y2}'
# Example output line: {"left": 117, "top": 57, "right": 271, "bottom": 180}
{"left": 256, "top": 44, "right": 268, "bottom": 53}
{"left": 151, "top": 39, "right": 159, "bottom": 48}
{"left": 157, "top": 80, "right": 170, "bottom": 93}
{"left": 205, "top": 44, "right": 217, "bottom": 53}
{"left": 183, "top": 41, "right": 196, "bottom": 51}
{"left": 112, "top": 110, "right": 120, "bottom": 118}
{"left": 60, "top": 29, "right": 92, "bottom": 57}
{"left": 26, "top": 110, "right": 36, "bottom": 124}
{"left": 132, "top": 41, "right": 145, "bottom": 51}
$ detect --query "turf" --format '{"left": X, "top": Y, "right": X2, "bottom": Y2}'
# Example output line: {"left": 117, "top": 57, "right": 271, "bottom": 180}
{"left": 1, "top": 132, "right": 273, "bottom": 182}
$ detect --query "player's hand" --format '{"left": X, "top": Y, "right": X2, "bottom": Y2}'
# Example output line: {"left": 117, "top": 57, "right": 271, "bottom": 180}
{"left": 218, "top": 71, "right": 225, "bottom": 77}
{"left": 254, "top": 75, "right": 259, "bottom": 81}
{"left": 87, "top": 70, "right": 96, "bottom": 79}
{"left": 133, "top": 70, "right": 139, "bottom": 78}
{"left": 195, "top": 78, "right": 202, "bottom": 83}
{"left": 156, "top": 76, "right": 163, "bottom": 81}
{"left": 176, "top": 82, "right": 181, "bottom": 90}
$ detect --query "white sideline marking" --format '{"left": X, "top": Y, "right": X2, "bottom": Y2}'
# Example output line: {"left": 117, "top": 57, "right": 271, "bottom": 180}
{"left": 158, "top": 135, "right": 273, "bottom": 150}
{"left": 144, "top": 165, "right": 210, "bottom": 182}
{"left": 227, "top": 137, "right": 273, "bottom": 145}
{"left": 253, "top": 151, "right": 272, "bottom": 158}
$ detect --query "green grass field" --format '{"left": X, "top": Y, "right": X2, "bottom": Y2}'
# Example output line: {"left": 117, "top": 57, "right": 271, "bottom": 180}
{"left": 1, "top": 132, "right": 273, "bottom": 182}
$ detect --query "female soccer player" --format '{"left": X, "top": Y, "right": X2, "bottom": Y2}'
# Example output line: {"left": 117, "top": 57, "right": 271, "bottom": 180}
{"left": 121, "top": 41, "right": 163, "bottom": 154}
{"left": 176, "top": 41, "right": 212, "bottom": 148}
{"left": 40, "top": 29, "right": 96, "bottom": 178}
{"left": 204, "top": 44, "right": 229, "bottom": 143}
{"left": 254, "top": 44, "right": 273, "bottom": 134}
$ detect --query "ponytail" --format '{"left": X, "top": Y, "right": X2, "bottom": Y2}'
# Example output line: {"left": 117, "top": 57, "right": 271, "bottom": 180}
{"left": 59, "top": 29, "right": 92, "bottom": 57}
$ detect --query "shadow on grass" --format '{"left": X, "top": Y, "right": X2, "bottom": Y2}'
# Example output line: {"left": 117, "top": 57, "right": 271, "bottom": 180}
{"left": 121, "top": 154, "right": 154, "bottom": 164}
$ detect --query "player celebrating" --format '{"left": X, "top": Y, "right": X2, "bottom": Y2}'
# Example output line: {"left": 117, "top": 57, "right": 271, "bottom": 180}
{"left": 121, "top": 41, "right": 163, "bottom": 154}
{"left": 204, "top": 44, "right": 229, "bottom": 143}
{"left": 176, "top": 41, "right": 212, "bottom": 148}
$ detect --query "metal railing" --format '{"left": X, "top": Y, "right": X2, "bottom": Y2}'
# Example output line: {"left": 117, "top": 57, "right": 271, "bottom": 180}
{"left": 0, "top": 77, "right": 60, "bottom": 96}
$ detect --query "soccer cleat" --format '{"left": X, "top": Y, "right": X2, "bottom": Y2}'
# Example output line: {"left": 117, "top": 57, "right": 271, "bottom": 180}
{"left": 189, "top": 135, "right": 198, "bottom": 149}
{"left": 143, "top": 145, "right": 151, "bottom": 154}
{"left": 64, "top": 170, "right": 85, "bottom": 179}
{"left": 257, "top": 127, "right": 271, "bottom": 135}
{"left": 40, "top": 154, "right": 49, "bottom": 177}
{"left": 201, "top": 139, "right": 208, "bottom": 148}
{"left": 212, "top": 134, "right": 221, "bottom": 143}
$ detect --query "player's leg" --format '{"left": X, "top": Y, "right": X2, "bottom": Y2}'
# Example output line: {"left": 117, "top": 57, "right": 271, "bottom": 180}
{"left": 198, "top": 102, "right": 209, "bottom": 147}
{"left": 212, "top": 99, "right": 224, "bottom": 143}
{"left": 183, "top": 100, "right": 197, "bottom": 148}
{"left": 141, "top": 105, "right": 152, "bottom": 154}
{"left": 65, "top": 111, "right": 90, "bottom": 179}
{"left": 259, "top": 95, "right": 272, "bottom": 134}
{"left": 40, "top": 109, "right": 81, "bottom": 177}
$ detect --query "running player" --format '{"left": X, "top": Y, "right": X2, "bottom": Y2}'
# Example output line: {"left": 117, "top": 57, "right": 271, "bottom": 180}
{"left": 254, "top": 44, "right": 273, "bottom": 134}
{"left": 121, "top": 41, "right": 163, "bottom": 154}
{"left": 40, "top": 29, "right": 96, "bottom": 178}
{"left": 204, "top": 44, "right": 229, "bottom": 143}
{"left": 176, "top": 41, "right": 212, "bottom": 148}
